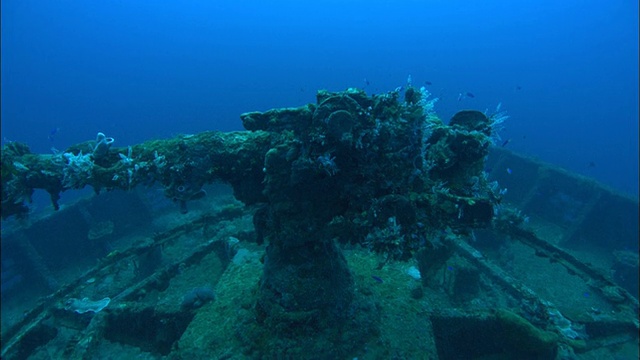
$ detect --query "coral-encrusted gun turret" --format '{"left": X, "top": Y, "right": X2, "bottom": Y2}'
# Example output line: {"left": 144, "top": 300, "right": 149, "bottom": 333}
{"left": 1, "top": 87, "right": 508, "bottom": 354}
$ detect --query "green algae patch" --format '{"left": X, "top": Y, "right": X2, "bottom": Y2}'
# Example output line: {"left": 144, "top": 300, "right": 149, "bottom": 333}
{"left": 175, "top": 245, "right": 263, "bottom": 358}
{"left": 495, "top": 308, "right": 559, "bottom": 355}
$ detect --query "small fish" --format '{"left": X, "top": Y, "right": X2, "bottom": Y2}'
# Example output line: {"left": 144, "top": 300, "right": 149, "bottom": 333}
{"left": 506, "top": 168, "right": 512, "bottom": 174}
{"left": 515, "top": 85, "right": 522, "bottom": 91}
{"left": 48, "top": 127, "right": 60, "bottom": 142}
{"left": 588, "top": 161, "right": 596, "bottom": 168}
{"left": 458, "top": 92, "right": 475, "bottom": 101}
{"left": 371, "top": 275, "right": 383, "bottom": 283}
{"left": 364, "top": 78, "right": 370, "bottom": 86}
{"left": 424, "top": 80, "right": 432, "bottom": 86}
{"left": 501, "top": 138, "right": 511, "bottom": 147}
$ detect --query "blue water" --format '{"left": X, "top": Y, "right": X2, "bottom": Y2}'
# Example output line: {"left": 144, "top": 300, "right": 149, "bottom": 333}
{"left": 2, "top": 0, "right": 638, "bottom": 196}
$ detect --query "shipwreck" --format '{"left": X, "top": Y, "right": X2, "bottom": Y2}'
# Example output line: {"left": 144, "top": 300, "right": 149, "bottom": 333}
{"left": 1, "top": 87, "right": 638, "bottom": 359}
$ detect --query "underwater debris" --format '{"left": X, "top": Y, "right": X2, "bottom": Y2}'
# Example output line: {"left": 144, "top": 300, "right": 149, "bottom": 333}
{"left": 181, "top": 286, "right": 216, "bottom": 310}
{"left": 87, "top": 220, "right": 115, "bottom": 240}
{"left": 64, "top": 297, "right": 111, "bottom": 314}
{"left": 316, "top": 153, "right": 339, "bottom": 176}
{"left": 406, "top": 265, "right": 421, "bottom": 280}
{"left": 61, "top": 151, "right": 94, "bottom": 189}
{"left": 92, "top": 132, "right": 114, "bottom": 159}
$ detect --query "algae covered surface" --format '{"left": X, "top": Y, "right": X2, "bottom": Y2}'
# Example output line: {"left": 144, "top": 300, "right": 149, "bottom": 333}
{"left": 177, "top": 241, "right": 440, "bottom": 359}
{"left": 1, "top": 87, "right": 638, "bottom": 360}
